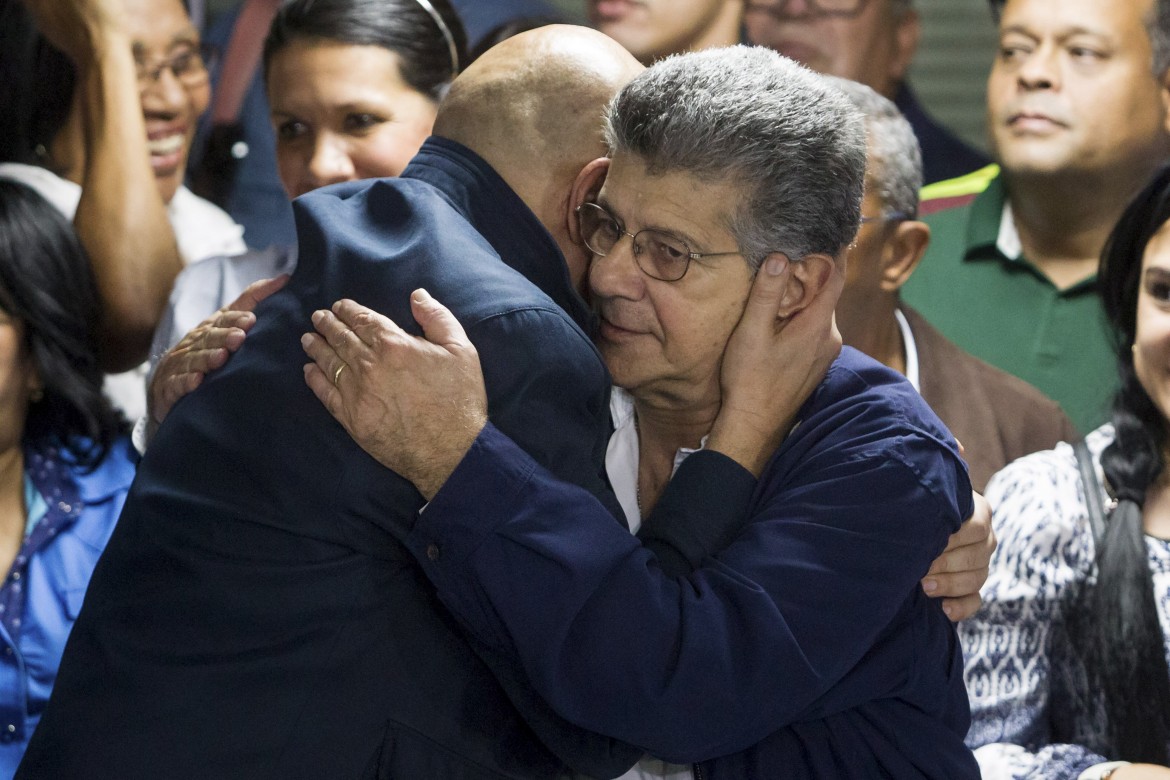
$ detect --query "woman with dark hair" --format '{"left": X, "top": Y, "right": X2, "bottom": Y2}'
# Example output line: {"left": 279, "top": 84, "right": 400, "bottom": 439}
{"left": 0, "top": 179, "right": 135, "bottom": 774}
{"left": 262, "top": 0, "right": 465, "bottom": 199}
{"left": 153, "top": 0, "right": 466, "bottom": 363}
{"left": 961, "top": 166, "right": 1170, "bottom": 780}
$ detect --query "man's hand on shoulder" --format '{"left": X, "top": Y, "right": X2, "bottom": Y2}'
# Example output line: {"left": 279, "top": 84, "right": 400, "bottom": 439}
{"left": 301, "top": 289, "right": 488, "bottom": 500}
{"left": 921, "top": 491, "right": 995, "bottom": 621}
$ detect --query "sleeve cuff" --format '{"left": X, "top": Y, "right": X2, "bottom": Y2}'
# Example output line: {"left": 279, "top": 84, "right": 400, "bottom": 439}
{"left": 407, "top": 422, "right": 536, "bottom": 571}
{"left": 131, "top": 415, "right": 150, "bottom": 457}
{"left": 638, "top": 449, "right": 756, "bottom": 575}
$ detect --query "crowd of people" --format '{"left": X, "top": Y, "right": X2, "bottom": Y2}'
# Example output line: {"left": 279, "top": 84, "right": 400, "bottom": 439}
{"left": 0, "top": 0, "right": 1166, "bottom": 777}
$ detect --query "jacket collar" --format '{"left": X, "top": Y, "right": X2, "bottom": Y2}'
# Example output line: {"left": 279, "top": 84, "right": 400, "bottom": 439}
{"left": 402, "top": 137, "right": 595, "bottom": 334}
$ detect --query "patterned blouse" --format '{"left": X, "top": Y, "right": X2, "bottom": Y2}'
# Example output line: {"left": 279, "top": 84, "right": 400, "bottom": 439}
{"left": 960, "top": 424, "right": 1170, "bottom": 779}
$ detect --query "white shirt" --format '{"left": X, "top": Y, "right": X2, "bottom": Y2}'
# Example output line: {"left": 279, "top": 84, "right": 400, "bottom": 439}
{"left": 894, "top": 307, "right": 921, "bottom": 393}
{"left": 596, "top": 386, "right": 698, "bottom": 780}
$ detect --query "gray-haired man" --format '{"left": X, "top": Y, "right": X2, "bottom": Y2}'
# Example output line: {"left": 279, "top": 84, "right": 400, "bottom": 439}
{"left": 303, "top": 46, "right": 983, "bottom": 779}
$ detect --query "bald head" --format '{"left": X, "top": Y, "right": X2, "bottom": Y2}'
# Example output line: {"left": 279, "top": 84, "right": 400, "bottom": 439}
{"left": 434, "top": 25, "right": 643, "bottom": 258}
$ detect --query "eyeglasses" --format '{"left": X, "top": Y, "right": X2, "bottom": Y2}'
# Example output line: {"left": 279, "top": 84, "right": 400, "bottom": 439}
{"left": 136, "top": 43, "right": 219, "bottom": 91}
{"left": 744, "top": 0, "right": 872, "bottom": 20}
{"left": 576, "top": 201, "right": 742, "bottom": 282}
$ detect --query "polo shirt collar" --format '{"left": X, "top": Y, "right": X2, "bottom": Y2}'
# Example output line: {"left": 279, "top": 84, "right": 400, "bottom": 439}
{"left": 962, "top": 173, "right": 1010, "bottom": 259}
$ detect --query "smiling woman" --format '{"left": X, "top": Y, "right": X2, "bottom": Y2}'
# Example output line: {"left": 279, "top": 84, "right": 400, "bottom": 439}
{"left": 0, "top": 0, "right": 246, "bottom": 419}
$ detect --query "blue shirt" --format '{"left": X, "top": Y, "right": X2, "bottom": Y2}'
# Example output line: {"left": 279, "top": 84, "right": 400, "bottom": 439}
{"left": 408, "top": 347, "right": 980, "bottom": 779}
{"left": 0, "top": 438, "right": 136, "bottom": 777}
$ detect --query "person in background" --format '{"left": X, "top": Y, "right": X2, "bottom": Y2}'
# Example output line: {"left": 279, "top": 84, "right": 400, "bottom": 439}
{"left": 902, "top": 0, "right": 1170, "bottom": 435}
{"left": 0, "top": 0, "right": 245, "bottom": 421}
{"left": 585, "top": 0, "right": 743, "bottom": 63}
{"left": 188, "top": 0, "right": 477, "bottom": 250}
{"left": 830, "top": 76, "right": 1075, "bottom": 490}
{"left": 960, "top": 165, "right": 1170, "bottom": 780}
{"left": 0, "top": 179, "right": 136, "bottom": 776}
{"left": 744, "top": 0, "right": 989, "bottom": 184}
{"left": 154, "top": 0, "right": 467, "bottom": 363}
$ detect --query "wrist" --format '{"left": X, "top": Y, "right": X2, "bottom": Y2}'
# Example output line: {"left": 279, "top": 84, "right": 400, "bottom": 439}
{"left": 413, "top": 419, "right": 486, "bottom": 501}
{"left": 706, "top": 410, "right": 789, "bottom": 478}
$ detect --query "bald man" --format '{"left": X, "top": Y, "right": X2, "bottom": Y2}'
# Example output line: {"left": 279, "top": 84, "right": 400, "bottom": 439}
{"left": 17, "top": 27, "right": 648, "bottom": 780}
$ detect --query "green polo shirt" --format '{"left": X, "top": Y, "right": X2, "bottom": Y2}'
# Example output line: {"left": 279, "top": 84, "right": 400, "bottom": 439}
{"left": 902, "top": 170, "right": 1115, "bottom": 435}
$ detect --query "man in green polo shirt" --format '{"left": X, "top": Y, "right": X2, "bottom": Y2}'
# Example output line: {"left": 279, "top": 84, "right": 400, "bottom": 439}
{"left": 902, "top": 0, "right": 1170, "bottom": 434}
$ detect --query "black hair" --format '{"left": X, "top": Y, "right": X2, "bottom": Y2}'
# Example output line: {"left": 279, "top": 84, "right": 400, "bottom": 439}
{"left": 0, "top": 180, "right": 125, "bottom": 466}
{"left": 262, "top": 0, "right": 467, "bottom": 102}
{"left": 0, "top": 0, "right": 77, "bottom": 166}
{"left": 1065, "top": 164, "right": 1170, "bottom": 763}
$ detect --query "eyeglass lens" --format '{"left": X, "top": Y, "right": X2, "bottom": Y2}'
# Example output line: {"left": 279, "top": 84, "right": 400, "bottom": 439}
{"left": 137, "top": 45, "right": 214, "bottom": 87}
{"left": 578, "top": 203, "right": 692, "bottom": 281}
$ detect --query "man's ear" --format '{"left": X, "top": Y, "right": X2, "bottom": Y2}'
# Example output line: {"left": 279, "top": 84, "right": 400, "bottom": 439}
{"left": 566, "top": 158, "right": 610, "bottom": 246}
{"left": 879, "top": 219, "right": 930, "bottom": 293}
{"left": 775, "top": 252, "right": 838, "bottom": 318}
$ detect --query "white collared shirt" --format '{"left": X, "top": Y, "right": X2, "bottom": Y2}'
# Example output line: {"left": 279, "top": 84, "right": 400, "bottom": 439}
{"left": 595, "top": 386, "right": 698, "bottom": 780}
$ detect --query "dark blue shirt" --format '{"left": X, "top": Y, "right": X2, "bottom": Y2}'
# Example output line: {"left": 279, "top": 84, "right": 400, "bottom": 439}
{"left": 408, "top": 347, "right": 980, "bottom": 779}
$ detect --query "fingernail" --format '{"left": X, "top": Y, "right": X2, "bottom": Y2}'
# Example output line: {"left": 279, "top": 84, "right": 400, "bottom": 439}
{"left": 765, "top": 256, "right": 787, "bottom": 276}
{"left": 943, "top": 605, "right": 953, "bottom": 618}
{"left": 412, "top": 288, "right": 430, "bottom": 303}
{"left": 300, "top": 333, "right": 312, "bottom": 349}
{"left": 922, "top": 578, "right": 937, "bottom": 594}
{"left": 311, "top": 310, "right": 325, "bottom": 324}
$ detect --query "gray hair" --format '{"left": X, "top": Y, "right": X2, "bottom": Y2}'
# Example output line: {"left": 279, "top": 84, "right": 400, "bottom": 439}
{"left": 603, "top": 45, "right": 866, "bottom": 268}
{"left": 825, "top": 76, "right": 922, "bottom": 219}
{"left": 990, "top": 0, "right": 1170, "bottom": 76}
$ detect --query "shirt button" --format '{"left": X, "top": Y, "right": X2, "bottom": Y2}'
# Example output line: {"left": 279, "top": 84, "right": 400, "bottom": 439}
{"left": 58, "top": 502, "right": 71, "bottom": 513}
{"left": 425, "top": 544, "right": 441, "bottom": 562}
{"left": 6, "top": 724, "right": 14, "bottom": 733}
{"left": 10, "top": 572, "right": 18, "bottom": 581}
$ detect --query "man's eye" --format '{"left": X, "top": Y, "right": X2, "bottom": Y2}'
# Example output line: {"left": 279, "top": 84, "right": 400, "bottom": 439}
{"left": 649, "top": 237, "right": 686, "bottom": 261}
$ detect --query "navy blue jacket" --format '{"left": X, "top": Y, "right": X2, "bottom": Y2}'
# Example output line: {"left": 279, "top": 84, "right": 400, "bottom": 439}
{"left": 407, "top": 347, "right": 981, "bottom": 778}
{"left": 18, "top": 138, "right": 637, "bottom": 779}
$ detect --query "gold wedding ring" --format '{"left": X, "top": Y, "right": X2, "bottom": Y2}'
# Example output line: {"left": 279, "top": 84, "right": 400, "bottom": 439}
{"left": 333, "top": 363, "right": 347, "bottom": 385}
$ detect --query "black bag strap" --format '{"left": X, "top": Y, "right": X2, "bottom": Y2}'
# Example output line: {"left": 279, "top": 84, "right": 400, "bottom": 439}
{"left": 1074, "top": 439, "right": 1109, "bottom": 547}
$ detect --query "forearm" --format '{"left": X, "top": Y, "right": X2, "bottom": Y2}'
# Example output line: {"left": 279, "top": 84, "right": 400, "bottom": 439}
{"left": 410, "top": 425, "right": 960, "bottom": 760}
{"left": 75, "top": 33, "right": 181, "bottom": 371}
